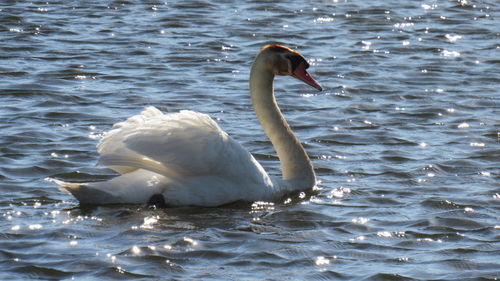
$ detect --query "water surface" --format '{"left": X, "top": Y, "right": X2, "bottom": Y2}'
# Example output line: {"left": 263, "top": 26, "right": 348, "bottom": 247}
{"left": 1, "top": 0, "right": 499, "bottom": 280}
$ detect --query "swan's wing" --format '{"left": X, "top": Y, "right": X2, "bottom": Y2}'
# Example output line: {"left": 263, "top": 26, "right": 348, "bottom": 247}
{"left": 97, "top": 107, "right": 167, "bottom": 174}
{"left": 98, "top": 107, "right": 265, "bottom": 182}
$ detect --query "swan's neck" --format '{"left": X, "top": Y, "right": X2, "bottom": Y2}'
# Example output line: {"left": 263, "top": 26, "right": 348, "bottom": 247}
{"left": 250, "top": 57, "right": 316, "bottom": 190}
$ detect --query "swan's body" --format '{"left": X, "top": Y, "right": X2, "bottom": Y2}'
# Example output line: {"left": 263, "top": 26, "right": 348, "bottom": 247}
{"left": 53, "top": 45, "right": 322, "bottom": 206}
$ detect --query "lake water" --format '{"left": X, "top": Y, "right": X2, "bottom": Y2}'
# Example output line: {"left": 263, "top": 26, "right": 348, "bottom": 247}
{"left": 1, "top": 0, "right": 499, "bottom": 280}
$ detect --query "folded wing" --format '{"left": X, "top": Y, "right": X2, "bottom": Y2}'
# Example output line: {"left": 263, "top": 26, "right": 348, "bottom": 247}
{"left": 97, "top": 107, "right": 265, "bottom": 183}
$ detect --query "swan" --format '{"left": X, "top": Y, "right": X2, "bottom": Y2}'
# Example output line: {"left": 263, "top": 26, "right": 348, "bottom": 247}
{"left": 52, "top": 44, "right": 323, "bottom": 207}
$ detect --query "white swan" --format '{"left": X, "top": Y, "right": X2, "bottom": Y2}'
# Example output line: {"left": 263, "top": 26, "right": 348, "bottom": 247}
{"left": 53, "top": 44, "right": 323, "bottom": 207}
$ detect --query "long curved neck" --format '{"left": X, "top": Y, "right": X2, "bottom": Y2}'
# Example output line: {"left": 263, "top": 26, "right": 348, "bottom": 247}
{"left": 249, "top": 56, "right": 315, "bottom": 189}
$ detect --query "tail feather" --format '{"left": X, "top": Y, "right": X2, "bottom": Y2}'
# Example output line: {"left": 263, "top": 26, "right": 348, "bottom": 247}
{"left": 47, "top": 178, "right": 120, "bottom": 204}
{"left": 47, "top": 169, "right": 167, "bottom": 205}
{"left": 46, "top": 178, "right": 84, "bottom": 193}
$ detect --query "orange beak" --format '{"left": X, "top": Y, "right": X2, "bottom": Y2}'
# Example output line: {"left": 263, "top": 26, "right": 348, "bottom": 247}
{"left": 292, "top": 62, "right": 323, "bottom": 91}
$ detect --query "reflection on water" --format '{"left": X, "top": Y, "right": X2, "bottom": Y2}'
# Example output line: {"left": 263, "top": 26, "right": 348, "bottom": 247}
{"left": 1, "top": 0, "right": 499, "bottom": 280}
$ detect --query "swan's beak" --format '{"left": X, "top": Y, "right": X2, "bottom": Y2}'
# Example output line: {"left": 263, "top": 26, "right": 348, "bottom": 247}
{"left": 292, "top": 62, "right": 323, "bottom": 91}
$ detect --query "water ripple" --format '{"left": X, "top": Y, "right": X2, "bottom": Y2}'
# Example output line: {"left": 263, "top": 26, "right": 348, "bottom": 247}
{"left": 1, "top": 0, "right": 499, "bottom": 280}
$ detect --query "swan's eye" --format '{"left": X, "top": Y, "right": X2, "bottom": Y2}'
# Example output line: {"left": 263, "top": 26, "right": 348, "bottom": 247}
{"left": 288, "top": 55, "right": 309, "bottom": 71}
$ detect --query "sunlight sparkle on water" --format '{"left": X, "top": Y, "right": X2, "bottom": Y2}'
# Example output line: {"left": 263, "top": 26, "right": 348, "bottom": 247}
{"left": 377, "top": 231, "right": 392, "bottom": 238}
{"left": 132, "top": 245, "right": 141, "bottom": 255}
{"left": 352, "top": 217, "right": 370, "bottom": 224}
{"left": 441, "top": 50, "right": 460, "bottom": 57}
{"left": 88, "top": 131, "right": 105, "bottom": 140}
{"left": 393, "top": 22, "right": 414, "bottom": 29}
{"left": 314, "top": 17, "right": 334, "bottom": 23}
{"left": 183, "top": 237, "right": 198, "bottom": 246}
{"left": 417, "top": 238, "right": 442, "bottom": 243}
{"left": 301, "top": 93, "right": 316, "bottom": 98}
{"left": 140, "top": 216, "right": 159, "bottom": 229}
{"left": 421, "top": 4, "right": 437, "bottom": 10}
{"left": 445, "top": 34, "right": 462, "bottom": 42}
{"left": 353, "top": 236, "right": 366, "bottom": 241}
{"left": 480, "top": 171, "right": 491, "bottom": 177}
{"left": 107, "top": 253, "right": 116, "bottom": 263}
{"left": 361, "top": 41, "right": 371, "bottom": 50}
{"left": 251, "top": 201, "right": 275, "bottom": 210}
{"left": 28, "top": 224, "right": 43, "bottom": 230}
{"left": 315, "top": 256, "right": 330, "bottom": 266}
{"left": 470, "top": 142, "right": 485, "bottom": 147}
{"left": 328, "top": 187, "right": 351, "bottom": 199}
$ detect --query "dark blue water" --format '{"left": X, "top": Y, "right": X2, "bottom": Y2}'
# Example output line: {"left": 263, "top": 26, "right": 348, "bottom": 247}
{"left": 1, "top": 0, "right": 499, "bottom": 280}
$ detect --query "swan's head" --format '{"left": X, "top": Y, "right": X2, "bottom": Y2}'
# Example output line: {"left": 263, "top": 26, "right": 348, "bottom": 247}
{"left": 260, "top": 44, "right": 323, "bottom": 91}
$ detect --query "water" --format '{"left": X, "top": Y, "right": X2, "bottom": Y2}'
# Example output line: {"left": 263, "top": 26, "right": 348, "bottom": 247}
{"left": 1, "top": 0, "right": 499, "bottom": 280}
